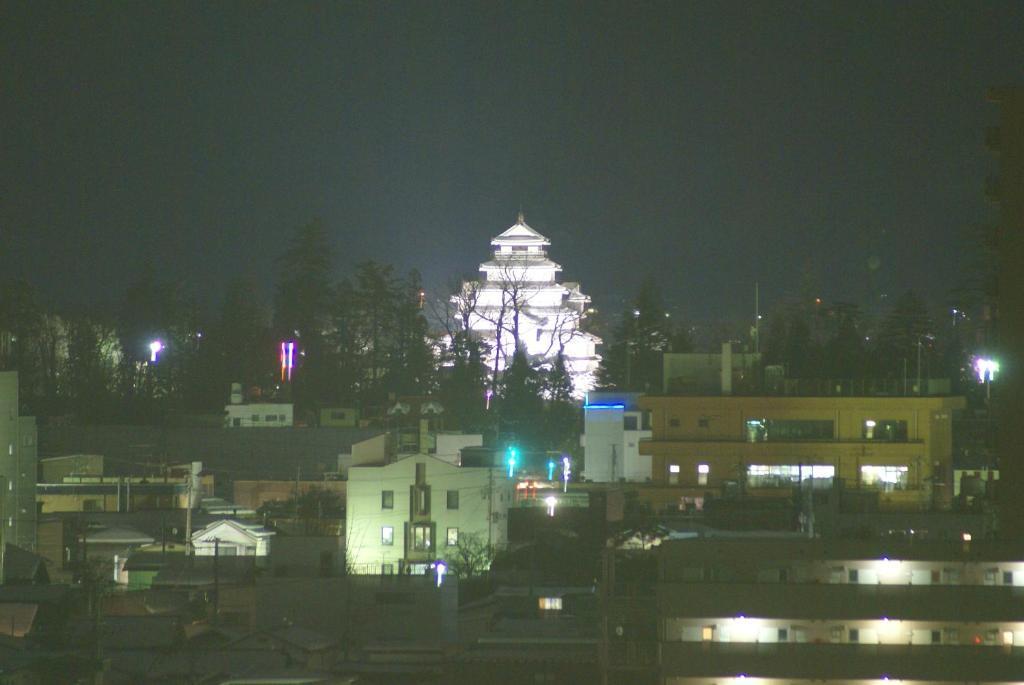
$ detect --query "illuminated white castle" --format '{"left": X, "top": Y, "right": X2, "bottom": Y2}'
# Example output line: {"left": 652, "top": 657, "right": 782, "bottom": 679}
{"left": 455, "top": 213, "right": 601, "bottom": 396}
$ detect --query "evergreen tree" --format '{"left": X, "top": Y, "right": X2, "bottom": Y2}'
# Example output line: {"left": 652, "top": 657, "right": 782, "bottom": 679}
{"left": 543, "top": 352, "right": 579, "bottom": 451}
{"left": 273, "top": 220, "right": 336, "bottom": 414}
{"left": 438, "top": 330, "right": 489, "bottom": 433}
{"left": 497, "top": 347, "right": 545, "bottom": 447}
{"left": 874, "top": 291, "right": 933, "bottom": 380}
{"left": 62, "top": 314, "right": 120, "bottom": 421}
{"left": 596, "top": 278, "right": 677, "bottom": 391}
{"left": 823, "top": 302, "right": 866, "bottom": 378}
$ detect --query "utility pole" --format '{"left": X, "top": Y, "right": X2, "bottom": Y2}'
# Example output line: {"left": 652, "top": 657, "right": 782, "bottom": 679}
{"left": 185, "top": 475, "right": 193, "bottom": 555}
{"left": 916, "top": 337, "right": 923, "bottom": 396}
{"left": 755, "top": 281, "right": 760, "bottom": 354}
{"left": 213, "top": 538, "right": 220, "bottom": 623}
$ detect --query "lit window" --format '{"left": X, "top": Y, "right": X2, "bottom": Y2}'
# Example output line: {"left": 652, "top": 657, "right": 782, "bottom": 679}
{"left": 412, "top": 524, "right": 432, "bottom": 551}
{"left": 538, "top": 597, "right": 563, "bottom": 611}
{"left": 447, "top": 527, "right": 458, "bottom": 546}
{"left": 697, "top": 463, "right": 709, "bottom": 486}
{"left": 860, "top": 465, "right": 909, "bottom": 491}
{"left": 862, "top": 419, "right": 908, "bottom": 441}
{"left": 381, "top": 526, "right": 394, "bottom": 546}
{"left": 702, "top": 625, "right": 714, "bottom": 641}
{"left": 669, "top": 464, "right": 680, "bottom": 474}
{"left": 748, "top": 464, "right": 834, "bottom": 488}
{"left": 1003, "top": 631, "right": 1014, "bottom": 646}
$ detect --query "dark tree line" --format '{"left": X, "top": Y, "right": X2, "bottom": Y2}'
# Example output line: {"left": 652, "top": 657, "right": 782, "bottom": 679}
{"left": 596, "top": 281, "right": 976, "bottom": 395}
{"left": 0, "top": 219, "right": 583, "bottom": 450}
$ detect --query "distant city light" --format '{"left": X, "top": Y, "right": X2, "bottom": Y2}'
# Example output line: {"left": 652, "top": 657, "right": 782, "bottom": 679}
{"left": 973, "top": 357, "right": 999, "bottom": 383}
{"left": 148, "top": 340, "right": 163, "bottom": 363}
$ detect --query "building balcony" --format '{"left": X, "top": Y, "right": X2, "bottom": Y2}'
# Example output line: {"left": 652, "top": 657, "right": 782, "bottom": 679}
{"left": 659, "top": 642, "right": 1024, "bottom": 680}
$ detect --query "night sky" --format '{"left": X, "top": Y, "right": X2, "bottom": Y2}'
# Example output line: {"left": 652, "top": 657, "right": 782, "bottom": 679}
{"left": 3, "top": 2, "right": 1023, "bottom": 324}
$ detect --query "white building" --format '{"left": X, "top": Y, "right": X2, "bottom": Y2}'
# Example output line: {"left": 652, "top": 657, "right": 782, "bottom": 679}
{"left": 455, "top": 213, "right": 601, "bottom": 396}
{"left": 581, "top": 392, "right": 652, "bottom": 483}
{"left": 224, "top": 402, "right": 294, "bottom": 428}
{"left": 346, "top": 454, "right": 512, "bottom": 575}
{"left": 0, "top": 371, "right": 37, "bottom": 550}
{"left": 191, "top": 519, "right": 275, "bottom": 556}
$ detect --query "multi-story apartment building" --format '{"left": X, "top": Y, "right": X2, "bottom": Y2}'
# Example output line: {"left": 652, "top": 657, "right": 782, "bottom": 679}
{"left": 0, "top": 371, "right": 37, "bottom": 550}
{"left": 605, "top": 538, "right": 1024, "bottom": 685}
{"left": 346, "top": 454, "right": 512, "bottom": 574}
{"left": 639, "top": 395, "right": 966, "bottom": 510}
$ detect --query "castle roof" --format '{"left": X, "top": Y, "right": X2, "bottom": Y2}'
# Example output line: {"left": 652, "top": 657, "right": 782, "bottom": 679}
{"left": 491, "top": 212, "right": 550, "bottom": 247}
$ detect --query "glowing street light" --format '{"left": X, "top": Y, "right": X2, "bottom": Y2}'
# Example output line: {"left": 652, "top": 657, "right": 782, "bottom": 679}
{"left": 545, "top": 495, "right": 557, "bottom": 517}
{"left": 148, "top": 340, "right": 164, "bottom": 363}
{"left": 280, "top": 341, "right": 296, "bottom": 382}
{"left": 561, "top": 455, "right": 571, "bottom": 493}
{"left": 547, "top": 459, "right": 557, "bottom": 481}
{"left": 974, "top": 357, "right": 999, "bottom": 383}
{"left": 974, "top": 357, "right": 999, "bottom": 401}
{"left": 433, "top": 560, "right": 447, "bottom": 587}
{"left": 506, "top": 446, "right": 518, "bottom": 478}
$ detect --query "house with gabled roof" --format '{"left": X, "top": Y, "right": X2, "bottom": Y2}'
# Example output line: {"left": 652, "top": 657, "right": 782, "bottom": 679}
{"left": 191, "top": 519, "right": 275, "bottom": 557}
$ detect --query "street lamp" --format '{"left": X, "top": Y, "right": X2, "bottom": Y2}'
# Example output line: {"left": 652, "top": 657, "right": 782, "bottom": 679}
{"left": 545, "top": 495, "right": 557, "bottom": 517}
{"left": 506, "top": 446, "right": 518, "bottom": 478}
{"left": 974, "top": 357, "right": 999, "bottom": 401}
{"left": 561, "top": 456, "right": 571, "bottom": 493}
{"left": 148, "top": 340, "right": 164, "bottom": 363}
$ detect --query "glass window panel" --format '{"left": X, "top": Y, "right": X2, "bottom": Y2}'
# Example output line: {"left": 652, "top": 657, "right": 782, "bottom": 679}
{"left": 860, "top": 465, "right": 909, "bottom": 491}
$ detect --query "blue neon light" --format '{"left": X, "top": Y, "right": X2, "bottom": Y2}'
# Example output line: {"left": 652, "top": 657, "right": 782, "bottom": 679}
{"left": 584, "top": 403, "right": 625, "bottom": 410}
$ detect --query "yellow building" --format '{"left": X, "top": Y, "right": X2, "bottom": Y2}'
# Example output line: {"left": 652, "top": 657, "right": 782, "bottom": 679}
{"left": 639, "top": 395, "right": 965, "bottom": 511}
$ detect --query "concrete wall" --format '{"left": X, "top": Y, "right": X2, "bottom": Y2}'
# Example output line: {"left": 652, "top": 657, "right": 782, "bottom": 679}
{"left": 435, "top": 433, "right": 483, "bottom": 465}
